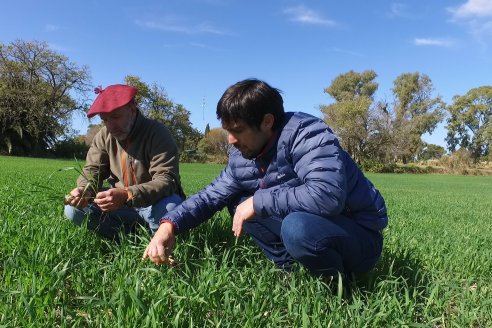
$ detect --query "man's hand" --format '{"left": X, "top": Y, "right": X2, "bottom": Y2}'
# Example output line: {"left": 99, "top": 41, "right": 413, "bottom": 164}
{"left": 142, "top": 222, "right": 176, "bottom": 266}
{"left": 93, "top": 188, "right": 127, "bottom": 212}
{"left": 232, "top": 196, "right": 255, "bottom": 237}
{"left": 64, "top": 187, "right": 90, "bottom": 209}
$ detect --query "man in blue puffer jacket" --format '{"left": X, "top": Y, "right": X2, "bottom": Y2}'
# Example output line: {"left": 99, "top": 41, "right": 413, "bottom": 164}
{"left": 143, "top": 78, "right": 388, "bottom": 276}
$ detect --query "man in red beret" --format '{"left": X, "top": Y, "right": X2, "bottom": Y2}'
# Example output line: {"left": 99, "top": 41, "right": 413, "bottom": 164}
{"left": 64, "top": 84, "right": 185, "bottom": 240}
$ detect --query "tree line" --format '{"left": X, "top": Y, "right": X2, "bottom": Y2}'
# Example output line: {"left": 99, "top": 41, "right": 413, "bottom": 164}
{"left": 321, "top": 70, "right": 491, "bottom": 165}
{"left": 0, "top": 40, "right": 490, "bottom": 165}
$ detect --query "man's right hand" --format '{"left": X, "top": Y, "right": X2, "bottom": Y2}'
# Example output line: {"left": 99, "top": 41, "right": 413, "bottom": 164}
{"left": 142, "top": 222, "right": 176, "bottom": 266}
{"left": 64, "top": 187, "right": 90, "bottom": 209}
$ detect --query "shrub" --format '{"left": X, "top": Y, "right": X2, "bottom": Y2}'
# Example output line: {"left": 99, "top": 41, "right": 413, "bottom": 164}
{"left": 52, "top": 137, "right": 88, "bottom": 159}
{"left": 359, "top": 160, "right": 397, "bottom": 173}
{"left": 439, "top": 149, "right": 473, "bottom": 174}
{"left": 181, "top": 149, "right": 197, "bottom": 163}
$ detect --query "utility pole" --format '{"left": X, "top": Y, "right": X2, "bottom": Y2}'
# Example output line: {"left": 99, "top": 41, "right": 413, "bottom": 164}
{"left": 202, "top": 96, "right": 205, "bottom": 121}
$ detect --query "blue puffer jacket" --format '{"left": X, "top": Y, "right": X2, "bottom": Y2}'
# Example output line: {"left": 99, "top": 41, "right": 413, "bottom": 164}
{"left": 165, "top": 112, "right": 388, "bottom": 234}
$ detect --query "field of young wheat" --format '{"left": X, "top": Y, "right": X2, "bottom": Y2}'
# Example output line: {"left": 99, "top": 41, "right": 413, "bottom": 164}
{"left": 1, "top": 155, "right": 491, "bottom": 327}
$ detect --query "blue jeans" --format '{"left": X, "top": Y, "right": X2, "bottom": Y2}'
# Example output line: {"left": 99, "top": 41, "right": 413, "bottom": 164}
{"left": 243, "top": 212, "right": 383, "bottom": 276}
{"left": 64, "top": 194, "right": 183, "bottom": 240}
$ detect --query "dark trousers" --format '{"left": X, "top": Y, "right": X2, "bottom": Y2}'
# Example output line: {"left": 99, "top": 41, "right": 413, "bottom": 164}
{"left": 243, "top": 212, "right": 383, "bottom": 276}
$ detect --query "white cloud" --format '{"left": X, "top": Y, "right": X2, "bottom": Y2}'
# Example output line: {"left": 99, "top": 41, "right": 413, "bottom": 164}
{"left": 135, "top": 17, "right": 227, "bottom": 35}
{"left": 448, "top": 0, "right": 492, "bottom": 42}
{"left": 162, "top": 43, "right": 180, "bottom": 48}
{"left": 283, "top": 5, "right": 336, "bottom": 26}
{"left": 388, "top": 3, "right": 428, "bottom": 19}
{"left": 414, "top": 38, "right": 454, "bottom": 47}
{"left": 390, "top": 3, "right": 409, "bottom": 17}
{"left": 48, "top": 43, "right": 71, "bottom": 53}
{"left": 331, "top": 47, "right": 364, "bottom": 57}
{"left": 449, "top": 0, "right": 492, "bottom": 18}
{"left": 45, "top": 24, "right": 60, "bottom": 32}
{"left": 189, "top": 42, "right": 226, "bottom": 51}
{"left": 190, "top": 42, "right": 207, "bottom": 48}
{"left": 161, "top": 42, "right": 225, "bottom": 51}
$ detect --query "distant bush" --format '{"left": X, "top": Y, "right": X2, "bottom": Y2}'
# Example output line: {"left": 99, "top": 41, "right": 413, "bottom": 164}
{"left": 180, "top": 149, "right": 207, "bottom": 163}
{"left": 359, "top": 160, "right": 397, "bottom": 173}
{"left": 360, "top": 159, "right": 447, "bottom": 174}
{"left": 392, "top": 164, "right": 437, "bottom": 174}
{"left": 205, "top": 153, "right": 228, "bottom": 164}
{"left": 438, "top": 149, "right": 473, "bottom": 174}
{"left": 195, "top": 128, "right": 229, "bottom": 164}
{"left": 52, "top": 137, "right": 88, "bottom": 159}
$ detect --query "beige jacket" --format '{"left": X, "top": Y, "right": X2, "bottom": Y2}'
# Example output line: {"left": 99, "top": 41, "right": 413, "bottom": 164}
{"left": 77, "top": 112, "right": 185, "bottom": 207}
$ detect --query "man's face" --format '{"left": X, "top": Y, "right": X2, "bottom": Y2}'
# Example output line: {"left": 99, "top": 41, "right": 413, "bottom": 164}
{"left": 100, "top": 103, "right": 136, "bottom": 141}
{"left": 222, "top": 115, "right": 274, "bottom": 159}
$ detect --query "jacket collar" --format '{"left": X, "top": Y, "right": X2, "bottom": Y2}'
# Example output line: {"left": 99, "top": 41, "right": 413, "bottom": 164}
{"left": 256, "top": 130, "right": 279, "bottom": 164}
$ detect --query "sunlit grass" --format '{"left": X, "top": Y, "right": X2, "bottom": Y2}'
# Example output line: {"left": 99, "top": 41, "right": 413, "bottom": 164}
{"left": 1, "top": 156, "right": 491, "bottom": 327}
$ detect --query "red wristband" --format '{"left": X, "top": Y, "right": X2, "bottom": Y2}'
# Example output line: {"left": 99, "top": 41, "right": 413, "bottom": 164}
{"left": 159, "top": 219, "right": 177, "bottom": 233}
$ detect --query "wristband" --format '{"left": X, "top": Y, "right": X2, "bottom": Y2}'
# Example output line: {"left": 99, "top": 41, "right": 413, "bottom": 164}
{"left": 160, "top": 219, "right": 177, "bottom": 233}
{"left": 124, "top": 188, "right": 133, "bottom": 207}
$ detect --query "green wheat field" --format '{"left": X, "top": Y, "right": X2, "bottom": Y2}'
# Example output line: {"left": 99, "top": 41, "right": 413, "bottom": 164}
{"left": 1, "top": 156, "right": 491, "bottom": 327}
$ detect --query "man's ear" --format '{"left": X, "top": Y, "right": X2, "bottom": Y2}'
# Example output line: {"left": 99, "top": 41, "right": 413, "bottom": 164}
{"left": 262, "top": 113, "right": 274, "bottom": 130}
{"left": 129, "top": 102, "right": 138, "bottom": 116}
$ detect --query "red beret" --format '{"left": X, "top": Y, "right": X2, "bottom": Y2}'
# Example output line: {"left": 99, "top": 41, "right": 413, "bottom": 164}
{"left": 87, "top": 84, "right": 138, "bottom": 118}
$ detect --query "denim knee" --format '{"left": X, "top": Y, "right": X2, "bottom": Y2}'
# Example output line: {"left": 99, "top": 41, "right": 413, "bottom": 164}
{"left": 146, "top": 193, "right": 184, "bottom": 233}
{"left": 64, "top": 205, "right": 87, "bottom": 226}
{"left": 281, "top": 213, "right": 345, "bottom": 275}
{"left": 280, "top": 213, "right": 310, "bottom": 258}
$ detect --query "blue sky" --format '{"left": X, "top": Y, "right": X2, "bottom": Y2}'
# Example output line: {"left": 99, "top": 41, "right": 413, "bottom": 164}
{"left": 2, "top": 0, "right": 492, "bottom": 147}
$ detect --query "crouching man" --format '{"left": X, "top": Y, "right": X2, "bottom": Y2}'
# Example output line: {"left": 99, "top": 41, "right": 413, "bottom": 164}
{"left": 143, "top": 79, "right": 387, "bottom": 277}
{"left": 64, "top": 84, "right": 185, "bottom": 240}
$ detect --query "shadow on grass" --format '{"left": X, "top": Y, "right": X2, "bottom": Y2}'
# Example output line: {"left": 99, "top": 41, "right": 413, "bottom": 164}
{"left": 99, "top": 211, "right": 431, "bottom": 303}
{"left": 131, "top": 213, "right": 432, "bottom": 298}
{"left": 353, "top": 247, "right": 430, "bottom": 297}
{"left": 173, "top": 211, "right": 264, "bottom": 267}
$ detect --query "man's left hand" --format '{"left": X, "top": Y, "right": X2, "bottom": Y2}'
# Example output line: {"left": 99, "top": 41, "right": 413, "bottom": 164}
{"left": 93, "top": 188, "right": 127, "bottom": 212}
{"left": 232, "top": 196, "right": 255, "bottom": 237}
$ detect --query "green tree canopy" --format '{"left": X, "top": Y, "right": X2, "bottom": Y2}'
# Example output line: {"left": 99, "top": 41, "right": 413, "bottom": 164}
{"left": 320, "top": 70, "right": 378, "bottom": 163}
{"left": 197, "top": 127, "right": 229, "bottom": 163}
{"left": 320, "top": 71, "right": 446, "bottom": 164}
{"left": 390, "top": 72, "right": 445, "bottom": 163}
{"left": 84, "top": 123, "right": 103, "bottom": 146}
{"left": 446, "top": 86, "right": 491, "bottom": 160}
{"left": 124, "top": 75, "right": 202, "bottom": 151}
{"left": 363, "top": 100, "right": 394, "bottom": 163}
{"left": 417, "top": 143, "right": 446, "bottom": 161}
{"left": 0, "top": 40, "right": 91, "bottom": 155}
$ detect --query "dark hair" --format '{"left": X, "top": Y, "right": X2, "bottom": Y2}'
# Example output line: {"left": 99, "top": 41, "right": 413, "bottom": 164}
{"left": 216, "top": 78, "right": 285, "bottom": 131}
